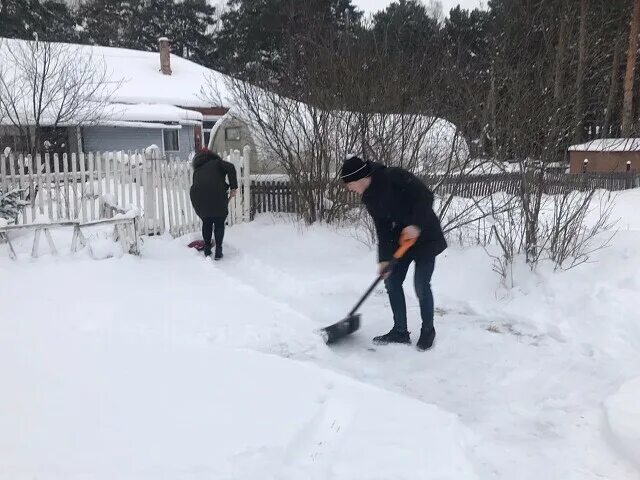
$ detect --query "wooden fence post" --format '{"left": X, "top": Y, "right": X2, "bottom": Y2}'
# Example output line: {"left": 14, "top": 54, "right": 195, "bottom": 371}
{"left": 242, "top": 145, "right": 251, "bottom": 222}
{"left": 143, "top": 148, "right": 157, "bottom": 235}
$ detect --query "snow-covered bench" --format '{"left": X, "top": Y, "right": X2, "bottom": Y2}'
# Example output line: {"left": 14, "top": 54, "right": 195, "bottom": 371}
{"left": 0, "top": 220, "right": 85, "bottom": 260}
{"left": 77, "top": 215, "right": 141, "bottom": 256}
{"left": 0, "top": 199, "right": 141, "bottom": 259}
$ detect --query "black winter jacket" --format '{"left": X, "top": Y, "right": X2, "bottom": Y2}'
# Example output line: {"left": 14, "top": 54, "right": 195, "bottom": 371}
{"left": 189, "top": 151, "right": 238, "bottom": 219}
{"left": 362, "top": 163, "right": 447, "bottom": 261}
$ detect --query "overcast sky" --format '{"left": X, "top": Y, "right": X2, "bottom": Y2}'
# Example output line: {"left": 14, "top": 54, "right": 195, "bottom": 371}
{"left": 353, "top": 0, "right": 487, "bottom": 17}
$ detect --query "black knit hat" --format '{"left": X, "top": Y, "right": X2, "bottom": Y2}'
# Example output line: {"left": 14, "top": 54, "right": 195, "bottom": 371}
{"left": 340, "top": 155, "right": 370, "bottom": 183}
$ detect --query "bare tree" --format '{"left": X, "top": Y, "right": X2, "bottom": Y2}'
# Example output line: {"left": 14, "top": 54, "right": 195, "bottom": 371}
{"left": 202, "top": 75, "right": 352, "bottom": 223}
{"left": 0, "top": 38, "right": 117, "bottom": 156}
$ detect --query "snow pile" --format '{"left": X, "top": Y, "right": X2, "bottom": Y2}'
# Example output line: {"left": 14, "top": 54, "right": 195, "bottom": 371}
{"left": 0, "top": 239, "right": 478, "bottom": 479}
{"left": 0, "top": 336, "right": 478, "bottom": 479}
{"left": 605, "top": 377, "right": 640, "bottom": 469}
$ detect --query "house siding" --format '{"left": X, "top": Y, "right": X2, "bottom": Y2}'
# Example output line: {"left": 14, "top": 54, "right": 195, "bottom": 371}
{"left": 82, "top": 125, "right": 196, "bottom": 159}
{"left": 569, "top": 151, "right": 640, "bottom": 173}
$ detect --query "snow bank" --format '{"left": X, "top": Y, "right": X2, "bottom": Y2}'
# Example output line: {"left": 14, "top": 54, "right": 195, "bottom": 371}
{"left": 0, "top": 342, "right": 478, "bottom": 479}
{"left": 605, "top": 377, "right": 640, "bottom": 469}
{"left": 0, "top": 243, "right": 478, "bottom": 479}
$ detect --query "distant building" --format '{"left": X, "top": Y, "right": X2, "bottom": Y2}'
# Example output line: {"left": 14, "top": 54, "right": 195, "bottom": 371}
{"left": 568, "top": 139, "right": 640, "bottom": 173}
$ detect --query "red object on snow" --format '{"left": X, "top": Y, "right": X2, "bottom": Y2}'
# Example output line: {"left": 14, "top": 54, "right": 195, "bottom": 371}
{"left": 188, "top": 240, "right": 206, "bottom": 251}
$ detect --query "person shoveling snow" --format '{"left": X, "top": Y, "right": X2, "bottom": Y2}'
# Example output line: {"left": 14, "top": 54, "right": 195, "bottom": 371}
{"left": 189, "top": 149, "right": 238, "bottom": 260}
{"left": 340, "top": 155, "right": 447, "bottom": 351}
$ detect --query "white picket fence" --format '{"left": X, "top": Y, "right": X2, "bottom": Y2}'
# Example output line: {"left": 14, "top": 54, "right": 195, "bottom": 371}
{"left": 0, "top": 146, "right": 251, "bottom": 237}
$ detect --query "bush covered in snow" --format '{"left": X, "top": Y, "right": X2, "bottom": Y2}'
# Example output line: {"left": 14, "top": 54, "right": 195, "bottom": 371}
{"left": 0, "top": 186, "right": 29, "bottom": 224}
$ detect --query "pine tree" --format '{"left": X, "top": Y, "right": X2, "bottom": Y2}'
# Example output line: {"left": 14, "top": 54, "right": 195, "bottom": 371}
{"left": 212, "top": 0, "right": 361, "bottom": 84}
{"left": 0, "top": 0, "right": 79, "bottom": 42}
{"left": 77, "top": 0, "right": 133, "bottom": 47}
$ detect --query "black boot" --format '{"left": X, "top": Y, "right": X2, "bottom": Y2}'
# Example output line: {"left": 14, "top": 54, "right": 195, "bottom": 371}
{"left": 373, "top": 328, "right": 411, "bottom": 345}
{"left": 416, "top": 327, "right": 436, "bottom": 351}
{"left": 203, "top": 242, "right": 212, "bottom": 258}
{"left": 214, "top": 247, "right": 223, "bottom": 261}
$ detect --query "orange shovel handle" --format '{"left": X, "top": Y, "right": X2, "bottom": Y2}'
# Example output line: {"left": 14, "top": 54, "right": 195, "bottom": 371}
{"left": 393, "top": 233, "right": 417, "bottom": 260}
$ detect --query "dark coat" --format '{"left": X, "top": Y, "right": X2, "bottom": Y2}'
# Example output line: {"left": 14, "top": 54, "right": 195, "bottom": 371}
{"left": 189, "top": 151, "right": 238, "bottom": 219}
{"left": 362, "top": 163, "right": 447, "bottom": 262}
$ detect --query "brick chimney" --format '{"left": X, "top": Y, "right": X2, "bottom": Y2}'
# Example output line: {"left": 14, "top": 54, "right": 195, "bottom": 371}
{"left": 158, "top": 37, "right": 172, "bottom": 75}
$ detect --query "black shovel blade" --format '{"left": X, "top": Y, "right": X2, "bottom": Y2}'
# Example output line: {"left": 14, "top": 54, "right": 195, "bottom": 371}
{"left": 318, "top": 314, "right": 361, "bottom": 344}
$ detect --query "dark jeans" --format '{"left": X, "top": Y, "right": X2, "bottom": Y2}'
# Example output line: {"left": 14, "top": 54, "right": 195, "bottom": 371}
{"left": 384, "top": 253, "right": 436, "bottom": 333}
{"left": 202, "top": 216, "right": 226, "bottom": 249}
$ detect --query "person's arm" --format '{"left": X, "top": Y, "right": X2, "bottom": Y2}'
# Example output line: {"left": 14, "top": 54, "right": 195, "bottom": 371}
{"left": 222, "top": 160, "right": 238, "bottom": 195}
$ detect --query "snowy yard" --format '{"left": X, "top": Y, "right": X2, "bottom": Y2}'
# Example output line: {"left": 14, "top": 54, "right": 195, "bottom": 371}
{"left": 2, "top": 191, "right": 640, "bottom": 479}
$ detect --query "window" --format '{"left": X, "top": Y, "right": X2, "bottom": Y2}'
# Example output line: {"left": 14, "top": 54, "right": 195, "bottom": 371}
{"left": 163, "top": 129, "right": 180, "bottom": 152}
{"left": 225, "top": 127, "right": 241, "bottom": 141}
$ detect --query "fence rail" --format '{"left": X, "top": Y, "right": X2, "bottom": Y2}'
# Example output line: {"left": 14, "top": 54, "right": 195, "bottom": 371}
{"left": 1, "top": 148, "right": 251, "bottom": 236}
{"left": 251, "top": 171, "right": 640, "bottom": 216}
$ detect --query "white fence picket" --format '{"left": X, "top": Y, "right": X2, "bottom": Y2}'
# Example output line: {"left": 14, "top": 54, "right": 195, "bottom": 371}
{"left": 0, "top": 155, "right": 7, "bottom": 193}
{"left": 44, "top": 154, "right": 54, "bottom": 221}
{"left": 62, "top": 154, "right": 71, "bottom": 219}
{"left": 1, "top": 150, "right": 251, "bottom": 237}
{"left": 242, "top": 146, "right": 251, "bottom": 222}
{"left": 166, "top": 156, "right": 177, "bottom": 237}
{"left": 53, "top": 154, "right": 63, "bottom": 220}
{"left": 134, "top": 152, "right": 143, "bottom": 234}
{"left": 17, "top": 155, "right": 27, "bottom": 223}
{"left": 36, "top": 155, "right": 45, "bottom": 217}
{"left": 26, "top": 155, "right": 36, "bottom": 222}
{"left": 104, "top": 151, "right": 112, "bottom": 198}
{"left": 79, "top": 153, "right": 89, "bottom": 222}
{"left": 127, "top": 151, "right": 134, "bottom": 211}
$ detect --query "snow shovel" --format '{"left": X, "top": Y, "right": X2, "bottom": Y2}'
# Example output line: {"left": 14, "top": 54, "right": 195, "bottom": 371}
{"left": 319, "top": 235, "right": 417, "bottom": 344}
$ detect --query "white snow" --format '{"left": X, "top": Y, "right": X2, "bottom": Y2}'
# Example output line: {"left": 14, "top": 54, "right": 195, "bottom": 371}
{"left": 605, "top": 377, "right": 640, "bottom": 469}
{"left": 569, "top": 138, "right": 640, "bottom": 152}
{"left": 0, "top": 38, "right": 233, "bottom": 116}
{"left": 2, "top": 190, "right": 640, "bottom": 478}
{"left": 101, "top": 103, "right": 203, "bottom": 124}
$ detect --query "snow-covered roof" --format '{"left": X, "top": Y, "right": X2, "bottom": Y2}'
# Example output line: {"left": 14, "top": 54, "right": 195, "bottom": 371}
{"left": 569, "top": 138, "right": 640, "bottom": 152}
{"left": 102, "top": 103, "right": 203, "bottom": 125}
{"left": 0, "top": 37, "right": 232, "bottom": 109}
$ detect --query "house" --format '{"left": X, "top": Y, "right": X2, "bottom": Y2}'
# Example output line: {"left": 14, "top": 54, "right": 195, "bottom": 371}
{"left": 568, "top": 138, "right": 640, "bottom": 173}
{"left": 0, "top": 37, "right": 258, "bottom": 169}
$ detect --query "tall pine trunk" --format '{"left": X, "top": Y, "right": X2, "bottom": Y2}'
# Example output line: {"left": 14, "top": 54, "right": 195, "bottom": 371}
{"left": 604, "top": 35, "right": 624, "bottom": 137}
{"left": 573, "top": 0, "right": 589, "bottom": 144}
{"left": 622, "top": 0, "right": 640, "bottom": 136}
{"left": 553, "top": 12, "right": 568, "bottom": 102}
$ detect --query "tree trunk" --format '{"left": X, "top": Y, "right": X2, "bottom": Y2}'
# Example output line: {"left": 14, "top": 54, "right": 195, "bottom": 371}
{"left": 573, "top": 0, "right": 589, "bottom": 144}
{"left": 622, "top": 0, "right": 640, "bottom": 136}
{"left": 604, "top": 35, "right": 624, "bottom": 137}
{"left": 553, "top": 11, "right": 568, "bottom": 103}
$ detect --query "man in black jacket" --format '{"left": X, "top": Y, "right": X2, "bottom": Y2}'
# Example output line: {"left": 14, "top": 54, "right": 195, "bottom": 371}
{"left": 190, "top": 149, "right": 238, "bottom": 260}
{"left": 340, "top": 155, "right": 447, "bottom": 351}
